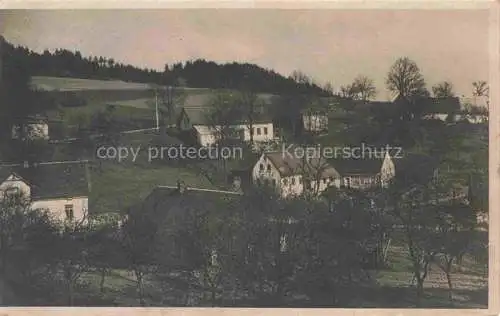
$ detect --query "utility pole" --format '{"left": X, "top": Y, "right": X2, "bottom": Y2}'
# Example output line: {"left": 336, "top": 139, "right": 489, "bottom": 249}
{"left": 155, "top": 89, "right": 159, "bottom": 131}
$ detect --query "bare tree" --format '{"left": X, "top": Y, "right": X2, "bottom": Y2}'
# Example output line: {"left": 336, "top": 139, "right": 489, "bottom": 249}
{"left": 432, "top": 81, "right": 455, "bottom": 98}
{"left": 352, "top": 75, "right": 377, "bottom": 100}
{"left": 340, "top": 84, "right": 357, "bottom": 99}
{"left": 472, "top": 81, "right": 489, "bottom": 97}
{"left": 290, "top": 70, "right": 311, "bottom": 85}
{"left": 324, "top": 82, "right": 334, "bottom": 96}
{"left": 386, "top": 57, "right": 427, "bottom": 99}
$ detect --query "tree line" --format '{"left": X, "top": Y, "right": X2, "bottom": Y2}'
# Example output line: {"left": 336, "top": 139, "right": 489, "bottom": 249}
{"left": 0, "top": 174, "right": 486, "bottom": 307}
{"left": 0, "top": 38, "right": 329, "bottom": 96}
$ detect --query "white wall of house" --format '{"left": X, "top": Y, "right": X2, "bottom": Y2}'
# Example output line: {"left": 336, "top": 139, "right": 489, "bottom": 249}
{"left": 343, "top": 175, "right": 379, "bottom": 189}
{"left": 455, "top": 114, "right": 488, "bottom": 124}
{"left": 32, "top": 196, "right": 88, "bottom": 224}
{"left": 11, "top": 123, "right": 49, "bottom": 140}
{"left": 194, "top": 122, "right": 274, "bottom": 147}
{"left": 245, "top": 122, "right": 274, "bottom": 142}
{"left": 303, "top": 114, "right": 328, "bottom": 132}
{"left": 280, "top": 175, "right": 304, "bottom": 197}
{"left": 0, "top": 175, "right": 31, "bottom": 199}
{"left": 423, "top": 113, "right": 449, "bottom": 121}
{"left": 380, "top": 152, "right": 396, "bottom": 187}
{"left": 0, "top": 175, "right": 88, "bottom": 225}
{"left": 252, "top": 154, "right": 341, "bottom": 198}
{"left": 193, "top": 125, "right": 217, "bottom": 147}
{"left": 252, "top": 154, "right": 282, "bottom": 193}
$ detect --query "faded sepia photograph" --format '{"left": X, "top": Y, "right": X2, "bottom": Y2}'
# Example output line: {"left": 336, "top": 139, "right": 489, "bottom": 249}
{"left": 0, "top": 9, "right": 489, "bottom": 308}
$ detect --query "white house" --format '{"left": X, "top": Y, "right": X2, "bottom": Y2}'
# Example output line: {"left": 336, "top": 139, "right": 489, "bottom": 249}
{"left": 252, "top": 149, "right": 341, "bottom": 198}
{"left": 11, "top": 115, "right": 50, "bottom": 140}
{"left": 302, "top": 111, "right": 328, "bottom": 133}
{"left": 251, "top": 147, "right": 438, "bottom": 198}
{"left": 0, "top": 162, "right": 91, "bottom": 224}
{"left": 332, "top": 150, "right": 396, "bottom": 189}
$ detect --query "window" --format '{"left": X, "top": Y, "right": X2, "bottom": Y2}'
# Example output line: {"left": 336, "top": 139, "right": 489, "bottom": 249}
{"left": 323, "top": 179, "right": 327, "bottom": 184}
{"left": 5, "top": 187, "right": 20, "bottom": 196}
{"left": 263, "top": 127, "right": 268, "bottom": 135}
{"left": 259, "top": 163, "right": 264, "bottom": 171}
{"left": 65, "top": 204, "right": 74, "bottom": 220}
{"left": 267, "top": 164, "right": 272, "bottom": 172}
{"left": 283, "top": 178, "right": 288, "bottom": 185}
{"left": 272, "top": 179, "right": 277, "bottom": 187}
{"left": 257, "top": 128, "right": 261, "bottom": 135}
{"left": 291, "top": 177, "right": 296, "bottom": 185}
{"left": 345, "top": 177, "right": 351, "bottom": 188}
{"left": 329, "top": 177, "right": 333, "bottom": 182}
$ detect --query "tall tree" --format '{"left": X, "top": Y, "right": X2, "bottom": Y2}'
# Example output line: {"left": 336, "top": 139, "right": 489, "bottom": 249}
{"left": 386, "top": 57, "right": 427, "bottom": 99}
{"left": 290, "top": 70, "right": 311, "bottom": 85}
{"left": 472, "top": 81, "right": 489, "bottom": 97}
{"left": 432, "top": 81, "right": 455, "bottom": 98}
{"left": 352, "top": 75, "right": 377, "bottom": 100}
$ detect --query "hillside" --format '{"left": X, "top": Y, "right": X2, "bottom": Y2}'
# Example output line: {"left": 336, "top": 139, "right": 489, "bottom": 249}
{"left": 2, "top": 38, "right": 330, "bottom": 96}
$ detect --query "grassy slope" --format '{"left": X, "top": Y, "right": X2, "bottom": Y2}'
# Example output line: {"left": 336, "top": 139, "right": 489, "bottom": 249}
{"left": 88, "top": 131, "right": 220, "bottom": 214}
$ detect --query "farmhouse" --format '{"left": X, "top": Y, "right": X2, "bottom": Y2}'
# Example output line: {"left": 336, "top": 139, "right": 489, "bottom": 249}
{"left": 252, "top": 149, "right": 341, "bottom": 198}
{"left": 302, "top": 110, "right": 328, "bottom": 134}
{"left": 177, "top": 105, "right": 274, "bottom": 147}
{"left": 332, "top": 150, "right": 438, "bottom": 189}
{"left": 252, "top": 146, "right": 438, "bottom": 198}
{"left": 11, "top": 114, "right": 50, "bottom": 140}
{"left": 0, "top": 161, "right": 91, "bottom": 224}
{"left": 332, "top": 150, "right": 396, "bottom": 189}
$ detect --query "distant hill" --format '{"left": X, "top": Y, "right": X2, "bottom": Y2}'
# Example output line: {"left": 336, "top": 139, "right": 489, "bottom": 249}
{"left": 2, "top": 38, "right": 331, "bottom": 96}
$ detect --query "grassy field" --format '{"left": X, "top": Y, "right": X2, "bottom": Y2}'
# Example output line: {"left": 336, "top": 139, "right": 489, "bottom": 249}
{"left": 88, "top": 130, "right": 222, "bottom": 214}
{"left": 107, "top": 98, "right": 155, "bottom": 109}
{"left": 32, "top": 76, "right": 210, "bottom": 93}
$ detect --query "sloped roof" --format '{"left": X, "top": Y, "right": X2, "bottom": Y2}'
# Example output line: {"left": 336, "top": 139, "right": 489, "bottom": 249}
{"left": 138, "top": 186, "right": 241, "bottom": 219}
{"left": 331, "top": 156, "right": 385, "bottom": 176}
{"left": 392, "top": 152, "right": 439, "bottom": 185}
{"left": 0, "top": 162, "right": 90, "bottom": 199}
{"left": 328, "top": 148, "right": 401, "bottom": 176}
{"left": 264, "top": 150, "right": 340, "bottom": 178}
{"left": 181, "top": 105, "right": 273, "bottom": 126}
{"left": 419, "top": 97, "right": 461, "bottom": 114}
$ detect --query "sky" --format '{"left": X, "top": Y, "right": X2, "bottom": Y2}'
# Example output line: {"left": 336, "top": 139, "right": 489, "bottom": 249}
{"left": 0, "top": 9, "right": 490, "bottom": 100}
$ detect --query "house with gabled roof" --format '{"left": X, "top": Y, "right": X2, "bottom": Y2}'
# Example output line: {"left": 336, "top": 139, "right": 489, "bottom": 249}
{"left": 0, "top": 161, "right": 91, "bottom": 224}
{"left": 11, "top": 114, "right": 50, "bottom": 140}
{"left": 175, "top": 94, "right": 275, "bottom": 147}
{"left": 331, "top": 150, "right": 438, "bottom": 189}
{"left": 252, "top": 148, "right": 341, "bottom": 198}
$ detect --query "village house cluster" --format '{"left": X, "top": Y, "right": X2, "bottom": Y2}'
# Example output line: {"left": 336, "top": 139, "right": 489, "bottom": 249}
{"left": 0, "top": 79, "right": 487, "bottom": 226}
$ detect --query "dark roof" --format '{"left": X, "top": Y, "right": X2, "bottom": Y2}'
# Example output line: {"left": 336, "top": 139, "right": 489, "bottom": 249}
{"left": 392, "top": 152, "right": 439, "bottom": 185}
{"left": 419, "top": 97, "right": 461, "bottom": 114}
{"left": 392, "top": 95, "right": 461, "bottom": 114}
{"left": 328, "top": 148, "right": 401, "bottom": 176}
{"left": 0, "top": 162, "right": 90, "bottom": 199}
{"left": 331, "top": 157, "right": 384, "bottom": 176}
{"left": 264, "top": 149, "right": 340, "bottom": 178}
{"left": 180, "top": 105, "right": 273, "bottom": 126}
{"left": 138, "top": 186, "right": 241, "bottom": 218}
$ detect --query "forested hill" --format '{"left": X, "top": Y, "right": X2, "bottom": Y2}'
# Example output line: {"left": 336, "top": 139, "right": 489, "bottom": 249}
{"left": 2, "top": 38, "right": 330, "bottom": 96}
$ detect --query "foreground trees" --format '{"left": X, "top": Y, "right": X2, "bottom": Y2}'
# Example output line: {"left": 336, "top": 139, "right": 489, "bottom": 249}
{"left": 1, "top": 175, "right": 487, "bottom": 307}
